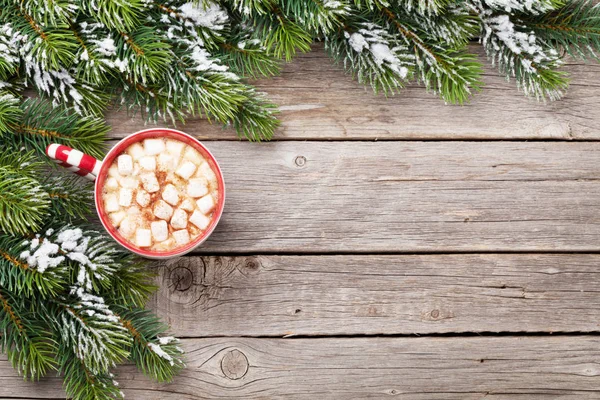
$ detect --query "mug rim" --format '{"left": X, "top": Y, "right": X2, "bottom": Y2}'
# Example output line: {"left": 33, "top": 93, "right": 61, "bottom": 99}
{"left": 94, "top": 128, "right": 226, "bottom": 259}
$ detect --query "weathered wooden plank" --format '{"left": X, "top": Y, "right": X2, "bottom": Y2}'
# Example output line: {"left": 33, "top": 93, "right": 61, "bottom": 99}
{"left": 130, "top": 140, "right": 600, "bottom": 253}
{"left": 152, "top": 254, "right": 600, "bottom": 337}
{"left": 105, "top": 44, "right": 600, "bottom": 140}
{"left": 2, "top": 336, "right": 600, "bottom": 399}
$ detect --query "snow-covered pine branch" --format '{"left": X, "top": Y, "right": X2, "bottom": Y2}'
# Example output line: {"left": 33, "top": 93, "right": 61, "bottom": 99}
{"left": 326, "top": 20, "right": 413, "bottom": 94}
{"left": 468, "top": 0, "right": 568, "bottom": 100}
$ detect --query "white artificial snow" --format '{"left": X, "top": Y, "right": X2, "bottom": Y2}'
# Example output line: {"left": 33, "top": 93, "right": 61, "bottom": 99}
{"left": 178, "top": 2, "right": 228, "bottom": 31}
{"left": 91, "top": 37, "right": 117, "bottom": 56}
{"left": 56, "top": 228, "right": 83, "bottom": 251}
{"left": 189, "top": 46, "right": 228, "bottom": 72}
{"left": 348, "top": 32, "right": 368, "bottom": 53}
{"left": 19, "top": 236, "right": 64, "bottom": 273}
{"left": 148, "top": 343, "right": 175, "bottom": 366}
{"left": 370, "top": 43, "right": 409, "bottom": 78}
{"left": 158, "top": 336, "right": 177, "bottom": 345}
{"left": 345, "top": 24, "right": 411, "bottom": 80}
{"left": 0, "top": 24, "right": 24, "bottom": 66}
{"left": 482, "top": 0, "right": 553, "bottom": 14}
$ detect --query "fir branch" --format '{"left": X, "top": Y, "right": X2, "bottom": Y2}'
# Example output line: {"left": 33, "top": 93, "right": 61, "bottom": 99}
{"left": 326, "top": 19, "right": 414, "bottom": 95}
{"left": 60, "top": 355, "right": 123, "bottom": 400}
{"left": 13, "top": 0, "right": 77, "bottom": 26}
{"left": 252, "top": 7, "right": 313, "bottom": 61}
{"left": 471, "top": 1, "right": 569, "bottom": 100}
{"left": 79, "top": 0, "right": 144, "bottom": 31}
{"left": 216, "top": 40, "right": 282, "bottom": 78}
{"left": 282, "top": 0, "right": 351, "bottom": 34}
{"left": 525, "top": 0, "right": 600, "bottom": 60}
{"left": 0, "top": 92, "right": 21, "bottom": 134}
{"left": 14, "top": 99, "right": 108, "bottom": 159}
{"left": 50, "top": 291, "right": 131, "bottom": 374}
{"left": 398, "top": 0, "right": 455, "bottom": 15}
{"left": 114, "top": 26, "right": 173, "bottom": 85}
{"left": 226, "top": 0, "right": 276, "bottom": 15}
{"left": 378, "top": 6, "right": 483, "bottom": 103}
{"left": 68, "top": 22, "right": 116, "bottom": 85}
{"left": 3, "top": 4, "right": 78, "bottom": 70}
{"left": 105, "top": 259, "right": 157, "bottom": 309}
{"left": 232, "top": 91, "right": 280, "bottom": 141}
{"left": 0, "top": 150, "right": 50, "bottom": 235}
{"left": 0, "top": 24, "right": 21, "bottom": 80}
{"left": 0, "top": 288, "right": 58, "bottom": 380}
{"left": 0, "top": 232, "right": 68, "bottom": 298}
{"left": 43, "top": 176, "right": 94, "bottom": 222}
{"left": 116, "top": 307, "right": 184, "bottom": 383}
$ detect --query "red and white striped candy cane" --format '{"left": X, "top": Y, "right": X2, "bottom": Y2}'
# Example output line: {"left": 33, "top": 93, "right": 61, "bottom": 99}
{"left": 45, "top": 144, "right": 103, "bottom": 181}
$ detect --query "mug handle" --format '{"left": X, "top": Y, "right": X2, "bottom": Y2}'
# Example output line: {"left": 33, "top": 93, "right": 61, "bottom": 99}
{"left": 45, "top": 144, "right": 103, "bottom": 181}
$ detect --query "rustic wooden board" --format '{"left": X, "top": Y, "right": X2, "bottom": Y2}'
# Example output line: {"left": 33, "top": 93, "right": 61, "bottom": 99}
{"left": 2, "top": 336, "right": 600, "bottom": 399}
{"left": 121, "top": 140, "right": 600, "bottom": 253}
{"left": 105, "top": 44, "right": 600, "bottom": 141}
{"left": 151, "top": 254, "right": 600, "bottom": 337}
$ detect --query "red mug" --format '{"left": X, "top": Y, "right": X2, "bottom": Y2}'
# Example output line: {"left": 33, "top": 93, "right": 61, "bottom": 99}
{"left": 46, "top": 128, "right": 225, "bottom": 259}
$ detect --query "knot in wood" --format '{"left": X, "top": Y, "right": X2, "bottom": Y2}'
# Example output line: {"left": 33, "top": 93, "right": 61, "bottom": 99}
{"left": 294, "top": 155, "right": 306, "bottom": 167}
{"left": 245, "top": 259, "right": 259, "bottom": 270}
{"left": 430, "top": 309, "right": 440, "bottom": 319}
{"left": 221, "top": 349, "right": 249, "bottom": 380}
{"left": 169, "top": 266, "right": 194, "bottom": 292}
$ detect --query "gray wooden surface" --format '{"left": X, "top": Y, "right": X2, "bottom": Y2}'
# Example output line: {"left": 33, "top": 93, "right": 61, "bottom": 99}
{"left": 5, "top": 43, "right": 600, "bottom": 398}
{"left": 3, "top": 337, "right": 600, "bottom": 399}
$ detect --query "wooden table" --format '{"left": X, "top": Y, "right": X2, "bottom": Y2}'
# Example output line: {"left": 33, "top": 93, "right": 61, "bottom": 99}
{"left": 4, "top": 44, "right": 600, "bottom": 399}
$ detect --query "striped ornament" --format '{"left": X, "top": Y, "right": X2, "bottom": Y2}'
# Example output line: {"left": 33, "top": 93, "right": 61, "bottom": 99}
{"left": 45, "top": 144, "right": 102, "bottom": 181}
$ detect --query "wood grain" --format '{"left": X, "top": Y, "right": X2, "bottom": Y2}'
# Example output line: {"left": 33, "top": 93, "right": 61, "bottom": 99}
{"left": 2, "top": 336, "right": 600, "bottom": 399}
{"left": 133, "top": 140, "right": 600, "bottom": 253}
{"left": 105, "top": 44, "right": 600, "bottom": 141}
{"left": 152, "top": 254, "right": 600, "bottom": 337}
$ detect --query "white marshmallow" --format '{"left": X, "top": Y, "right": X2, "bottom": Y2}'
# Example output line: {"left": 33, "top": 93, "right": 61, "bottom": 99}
{"left": 109, "top": 211, "right": 126, "bottom": 227}
{"left": 173, "top": 229, "right": 190, "bottom": 246}
{"left": 166, "top": 140, "right": 185, "bottom": 158}
{"left": 136, "top": 189, "right": 150, "bottom": 207}
{"left": 119, "top": 217, "right": 137, "bottom": 238}
{"left": 153, "top": 200, "right": 173, "bottom": 220}
{"left": 171, "top": 208, "right": 188, "bottom": 229}
{"left": 144, "top": 138, "right": 165, "bottom": 156}
{"left": 187, "top": 178, "right": 209, "bottom": 198}
{"left": 162, "top": 184, "right": 180, "bottom": 206}
{"left": 190, "top": 210, "right": 210, "bottom": 230}
{"left": 141, "top": 173, "right": 160, "bottom": 193}
{"left": 184, "top": 147, "right": 205, "bottom": 165}
{"left": 117, "top": 154, "right": 133, "bottom": 175}
{"left": 104, "top": 194, "right": 120, "bottom": 212}
{"left": 199, "top": 162, "right": 217, "bottom": 184}
{"left": 157, "top": 153, "right": 176, "bottom": 171}
{"left": 118, "top": 188, "right": 133, "bottom": 207}
{"left": 175, "top": 161, "right": 196, "bottom": 180}
{"left": 135, "top": 228, "right": 152, "bottom": 247}
{"left": 180, "top": 198, "right": 195, "bottom": 211}
{"left": 139, "top": 156, "right": 156, "bottom": 171}
{"left": 119, "top": 176, "right": 139, "bottom": 189}
{"left": 128, "top": 143, "right": 146, "bottom": 160}
{"left": 105, "top": 177, "right": 119, "bottom": 190}
{"left": 108, "top": 165, "right": 121, "bottom": 178}
{"left": 127, "top": 205, "right": 141, "bottom": 218}
{"left": 151, "top": 220, "right": 169, "bottom": 242}
{"left": 196, "top": 194, "right": 216, "bottom": 215}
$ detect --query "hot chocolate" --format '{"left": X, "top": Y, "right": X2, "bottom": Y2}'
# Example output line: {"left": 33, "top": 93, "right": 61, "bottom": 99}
{"left": 101, "top": 138, "right": 219, "bottom": 251}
